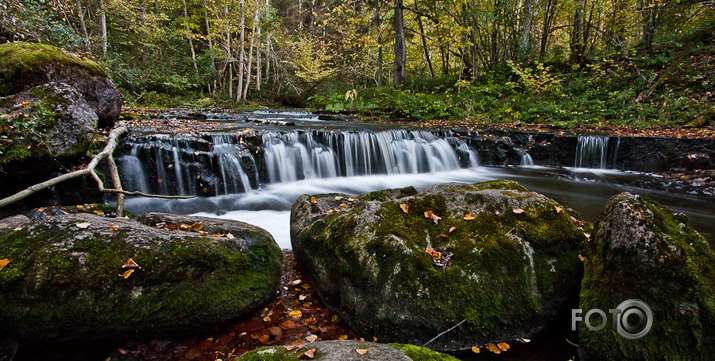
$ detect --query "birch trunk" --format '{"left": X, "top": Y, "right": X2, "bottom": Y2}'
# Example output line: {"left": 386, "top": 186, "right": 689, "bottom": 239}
{"left": 182, "top": 0, "right": 198, "bottom": 71}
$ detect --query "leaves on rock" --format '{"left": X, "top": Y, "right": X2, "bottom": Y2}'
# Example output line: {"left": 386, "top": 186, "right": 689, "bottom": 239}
{"left": 0, "top": 259, "right": 11, "bottom": 272}
{"left": 355, "top": 348, "right": 368, "bottom": 355}
{"left": 75, "top": 222, "right": 91, "bottom": 229}
{"left": 399, "top": 204, "right": 409, "bottom": 213}
{"left": 424, "top": 210, "right": 441, "bottom": 225}
{"left": 301, "top": 348, "right": 316, "bottom": 359}
{"left": 554, "top": 205, "right": 563, "bottom": 214}
{"left": 119, "top": 269, "right": 135, "bottom": 279}
{"left": 122, "top": 258, "right": 142, "bottom": 269}
{"left": 449, "top": 226, "right": 456, "bottom": 233}
{"left": 571, "top": 216, "right": 585, "bottom": 227}
{"left": 471, "top": 346, "right": 480, "bottom": 353}
{"left": 310, "top": 196, "right": 317, "bottom": 204}
{"left": 426, "top": 248, "right": 453, "bottom": 268}
{"left": 305, "top": 334, "right": 318, "bottom": 342}
{"left": 109, "top": 225, "right": 119, "bottom": 231}
{"left": 513, "top": 208, "right": 525, "bottom": 214}
{"left": 463, "top": 213, "right": 475, "bottom": 220}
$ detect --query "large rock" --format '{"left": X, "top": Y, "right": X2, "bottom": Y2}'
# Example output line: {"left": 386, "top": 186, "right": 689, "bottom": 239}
{"left": 579, "top": 192, "right": 715, "bottom": 360}
{"left": 237, "top": 340, "right": 459, "bottom": 361}
{"left": 0, "top": 211, "right": 282, "bottom": 341}
{"left": 0, "top": 82, "right": 97, "bottom": 174}
{"left": 0, "top": 42, "right": 122, "bottom": 127}
{"left": 290, "top": 181, "right": 588, "bottom": 351}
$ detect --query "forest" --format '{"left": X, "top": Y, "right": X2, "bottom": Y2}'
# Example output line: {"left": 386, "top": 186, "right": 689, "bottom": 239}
{"left": 1, "top": 0, "right": 713, "bottom": 127}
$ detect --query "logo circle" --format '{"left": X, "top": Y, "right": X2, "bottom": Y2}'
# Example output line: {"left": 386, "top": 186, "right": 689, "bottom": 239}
{"left": 615, "top": 299, "right": 653, "bottom": 339}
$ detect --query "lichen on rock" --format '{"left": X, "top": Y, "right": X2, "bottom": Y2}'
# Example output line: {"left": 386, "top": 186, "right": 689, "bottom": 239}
{"left": 290, "top": 180, "right": 588, "bottom": 351}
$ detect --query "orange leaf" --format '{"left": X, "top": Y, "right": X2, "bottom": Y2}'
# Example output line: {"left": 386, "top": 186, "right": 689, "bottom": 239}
{"left": 513, "top": 208, "right": 525, "bottom": 214}
{"left": 449, "top": 226, "right": 456, "bottom": 233}
{"left": 424, "top": 210, "right": 441, "bottom": 225}
{"left": 190, "top": 222, "right": 203, "bottom": 231}
{"left": 471, "top": 347, "right": 481, "bottom": 354}
{"left": 157, "top": 178, "right": 163, "bottom": 183}
{"left": 554, "top": 205, "right": 563, "bottom": 214}
{"left": 355, "top": 348, "right": 368, "bottom": 355}
{"left": 439, "top": 233, "right": 448, "bottom": 238}
{"left": 109, "top": 225, "right": 119, "bottom": 231}
{"left": 425, "top": 248, "right": 441, "bottom": 260}
{"left": 119, "top": 269, "right": 135, "bottom": 279}
{"left": 166, "top": 224, "right": 176, "bottom": 231}
{"left": 578, "top": 254, "right": 585, "bottom": 261}
{"left": 302, "top": 348, "right": 316, "bottom": 359}
{"left": 571, "top": 216, "right": 584, "bottom": 227}
{"left": 399, "top": 204, "right": 409, "bottom": 213}
{"left": 179, "top": 223, "right": 190, "bottom": 230}
{"left": 485, "top": 343, "right": 501, "bottom": 354}
{"left": 463, "top": 213, "right": 475, "bottom": 220}
{"left": 21, "top": 101, "right": 29, "bottom": 107}
{"left": 122, "top": 258, "right": 142, "bottom": 269}
{"left": 497, "top": 342, "right": 510, "bottom": 351}
{"left": 0, "top": 259, "right": 11, "bottom": 272}
{"left": 310, "top": 196, "right": 317, "bottom": 204}
{"left": 281, "top": 320, "right": 297, "bottom": 329}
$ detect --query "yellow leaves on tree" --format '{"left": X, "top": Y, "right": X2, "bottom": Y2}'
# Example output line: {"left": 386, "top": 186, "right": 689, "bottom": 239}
{"left": 399, "top": 203, "right": 409, "bottom": 213}
{"left": 0, "top": 259, "right": 11, "bottom": 272}
{"left": 424, "top": 210, "right": 441, "bottom": 225}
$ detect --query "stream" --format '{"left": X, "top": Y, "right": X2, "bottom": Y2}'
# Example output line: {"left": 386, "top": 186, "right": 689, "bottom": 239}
{"left": 118, "top": 111, "right": 715, "bottom": 249}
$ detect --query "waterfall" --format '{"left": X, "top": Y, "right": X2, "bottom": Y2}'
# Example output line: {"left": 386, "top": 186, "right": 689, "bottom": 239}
{"left": 261, "top": 129, "right": 478, "bottom": 182}
{"left": 575, "top": 135, "right": 617, "bottom": 169}
{"left": 118, "top": 129, "right": 479, "bottom": 196}
{"left": 520, "top": 151, "right": 534, "bottom": 166}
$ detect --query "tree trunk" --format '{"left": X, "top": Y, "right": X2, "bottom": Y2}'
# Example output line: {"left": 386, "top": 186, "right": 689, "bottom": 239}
{"left": 376, "top": 0, "right": 383, "bottom": 86}
{"left": 75, "top": 0, "right": 90, "bottom": 50}
{"left": 226, "top": 3, "right": 233, "bottom": 99}
{"left": 237, "top": 0, "right": 246, "bottom": 101}
{"left": 520, "top": 0, "right": 532, "bottom": 60}
{"left": 414, "top": 0, "right": 434, "bottom": 78}
{"left": 393, "top": 0, "right": 406, "bottom": 85}
{"left": 243, "top": 5, "right": 259, "bottom": 99}
{"left": 182, "top": 0, "right": 198, "bottom": 71}
{"left": 203, "top": 0, "right": 216, "bottom": 94}
{"left": 100, "top": 0, "right": 107, "bottom": 55}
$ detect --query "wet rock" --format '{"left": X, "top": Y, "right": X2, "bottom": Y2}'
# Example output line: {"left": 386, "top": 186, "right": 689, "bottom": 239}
{"left": 236, "top": 340, "right": 458, "bottom": 361}
{"left": 579, "top": 192, "right": 715, "bottom": 360}
{"left": 291, "top": 180, "right": 588, "bottom": 351}
{"left": 0, "top": 215, "right": 30, "bottom": 237}
{"left": 0, "top": 42, "right": 122, "bottom": 127}
{"left": 0, "top": 212, "right": 282, "bottom": 342}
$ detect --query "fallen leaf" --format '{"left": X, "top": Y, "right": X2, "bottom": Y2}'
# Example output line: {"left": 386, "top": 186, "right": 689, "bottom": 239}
{"left": 306, "top": 334, "right": 318, "bottom": 342}
{"left": 578, "top": 254, "right": 585, "bottom": 261}
{"left": 291, "top": 279, "right": 302, "bottom": 285}
{"left": 109, "top": 225, "right": 119, "bottom": 231}
{"left": 190, "top": 222, "right": 203, "bottom": 231}
{"left": 168, "top": 164, "right": 173, "bottom": 168}
{"left": 339, "top": 203, "right": 348, "bottom": 208}
{"left": 21, "top": 101, "right": 29, "bottom": 107}
{"left": 513, "top": 208, "right": 525, "bottom": 214}
{"left": 119, "top": 269, "right": 135, "bottom": 279}
{"left": 463, "top": 213, "right": 475, "bottom": 220}
{"left": 471, "top": 347, "right": 480, "bottom": 354}
{"left": 425, "top": 248, "right": 441, "bottom": 260}
{"left": 485, "top": 343, "right": 501, "bottom": 354}
{"left": 12, "top": 226, "right": 23, "bottom": 231}
{"left": 424, "top": 210, "right": 441, "bottom": 225}
{"left": 289, "top": 310, "right": 303, "bottom": 318}
{"left": 339, "top": 334, "right": 348, "bottom": 340}
{"left": 334, "top": 196, "right": 343, "bottom": 201}
{"left": 439, "top": 233, "right": 448, "bottom": 238}
{"left": 302, "top": 348, "right": 316, "bottom": 359}
{"left": 281, "top": 320, "right": 297, "bottom": 329}
{"left": 517, "top": 338, "right": 531, "bottom": 343}
{"left": 75, "top": 222, "right": 91, "bottom": 229}
{"left": 449, "top": 226, "right": 456, "bottom": 233}
{"left": 157, "top": 179, "right": 163, "bottom": 183}
{"left": 554, "top": 205, "right": 563, "bottom": 214}
{"left": 310, "top": 196, "right": 317, "bottom": 204}
{"left": 299, "top": 295, "right": 307, "bottom": 301}
{"left": 497, "top": 342, "right": 510, "bottom": 351}
{"left": 571, "top": 216, "right": 584, "bottom": 227}
{"left": 355, "top": 348, "right": 368, "bottom": 355}
{"left": 122, "top": 258, "right": 142, "bottom": 269}
{"left": 284, "top": 346, "right": 297, "bottom": 351}
{"left": 226, "top": 233, "right": 235, "bottom": 239}
{"left": 166, "top": 224, "right": 177, "bottom": 231}
{"left": 0, "top": 259, "right": 11, "bottom": 272}
{"left": 399, "top": 204, "right": 409, "bottom": 213}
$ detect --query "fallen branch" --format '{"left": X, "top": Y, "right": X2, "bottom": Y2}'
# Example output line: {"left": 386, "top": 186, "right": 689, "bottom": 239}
{"left": 0, "top": 121, "right": 193, "bottom": 216}
{"left": 421, "top": 318, "right": 467, "bottom": 347}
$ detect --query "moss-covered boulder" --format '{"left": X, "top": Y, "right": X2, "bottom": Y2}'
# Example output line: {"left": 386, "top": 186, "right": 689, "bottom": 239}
{"left": 0, "top": 42, "right": 121, "bottom": 127}
{"left": 579, "top": 192, "right": 715, "bottom": 360}
{"left": 0, "top": 211, "right": 282, "bottom": 341}
{"left": 0, "top": 82, "right": 97, "bottom": 175}
{"left": 237, "top": 340, "right": 459, "bottom": 361}
{"left": 290, "top": 181, "right": 588, "bottom": 351}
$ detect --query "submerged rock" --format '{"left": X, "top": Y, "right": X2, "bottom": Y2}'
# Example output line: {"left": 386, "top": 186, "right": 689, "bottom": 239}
{"left": 237, "top": 340, "right": 459, "bottom": 361}
{"left": 290, "top": 181, "right": 588, "bottom": 351}
{"left": 0, "top": 212, "right": 282, "bottom": 341}
{"left": 579, "top": 192, "right": 715, "bottom": 360}
{"left": 0, "top": 42, "right": 122, "bottom": 127}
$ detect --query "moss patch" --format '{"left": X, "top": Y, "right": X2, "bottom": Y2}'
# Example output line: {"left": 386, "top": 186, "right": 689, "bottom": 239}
{"left": 389, "top": 343, "right": 461, "bottom": 361}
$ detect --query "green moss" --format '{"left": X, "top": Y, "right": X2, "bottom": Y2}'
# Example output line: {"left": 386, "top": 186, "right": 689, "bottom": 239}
{"left": 0, "top": 42, "right": 106, "bottom": 95}
{"left": 237, "top": 347, "right": 311, "bottom": 361}
{"left": 388, "top": 344, "right": 460, "bottom": 361}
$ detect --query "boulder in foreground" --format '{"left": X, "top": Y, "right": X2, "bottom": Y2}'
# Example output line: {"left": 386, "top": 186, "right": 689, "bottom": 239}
{"left": 0, "top": 211, "right": 282, "bottom": 341}
{"left": 237, "top": 340, "right": 459, "bottom": 361}
{"left": 291, "top": 181, "right": 588, "bottom": 351}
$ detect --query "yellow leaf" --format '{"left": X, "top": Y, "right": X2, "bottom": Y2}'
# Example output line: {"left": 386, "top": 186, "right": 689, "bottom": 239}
{"left": 513, "top": 208, "right": 525, "bottom": 214}
{"left": 109, "top": 225, "right": 119, "bottom": 231}
{"left": 497, "top": 342, "right": 510, "bottom": 351}
{"left": 463, "top": 213, "right": 475, "bottom": 220}
{"left": 190, "top": 222, "right": 203, "bottom": 231}
{"left": 289, "top": 310, "right": 303, "bottom": 318}
{"left": 425, "top": 247, "right": 441, "bottom": 260}
{"left": 554, "top": 205, "right": 563, "bottom": 214}
{"left": 21, "top": 101, "right": 29, "bottom": 107}
{"left": 157, "top": 178, "right": 163, "bottom": 183}
{"left": 355, "top": 348, "right": 368, "bottom": 355}
{"left": 0, "top": 259, "right": 11, "bottom": 272}
{"left": 310, "top": 196, "right": 317, "bottom": 204}
{"left": 399, "top": 204, "right": 409, "bottom": 213}
{"left": 306, "top": 334, "right": 318, "bottom": 342}
{"left": 485, "top": 343, "right": 501, "bottom": 354}
{"left": 339, "top": 334, "right": 348, "bottom": 340}
{"left": 449, "top": 226, "right": 457, "bottom": 233}
{"left": 119, "top": 269, "right": 135, "bottom": 279}
{"left": 471, "top": 347, "right": 480, "bottom": 354}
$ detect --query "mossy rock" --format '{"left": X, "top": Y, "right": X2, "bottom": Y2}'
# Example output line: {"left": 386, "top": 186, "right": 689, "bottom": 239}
{"left": 237, "top": 340, "right": 459, "bottom": 361}
{"left": 0, "top": 42, "right": 121, "bottom": 127}
{"left": 290, "top": 180, "right": 588, "bottom": 351}
{"left": 0, "top": 212, "right": 282, "bottom": 341}
{"left": 579, "top": 192, "right": 715, "bottom": 360}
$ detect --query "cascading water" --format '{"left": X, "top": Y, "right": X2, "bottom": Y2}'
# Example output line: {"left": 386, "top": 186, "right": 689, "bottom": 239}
{"left": 117, "top": 129, "right": 479, "bottom": 196}
{"left": 574, "top": 135, "right": 618, "bottom": 169}
{"left": 519, "top": 150, "right": 534, "bottom": 166}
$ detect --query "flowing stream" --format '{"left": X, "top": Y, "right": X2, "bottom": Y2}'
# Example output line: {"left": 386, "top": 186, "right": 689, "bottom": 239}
{"left": 118, "top": 111, "right": 714, "bottom": 249}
